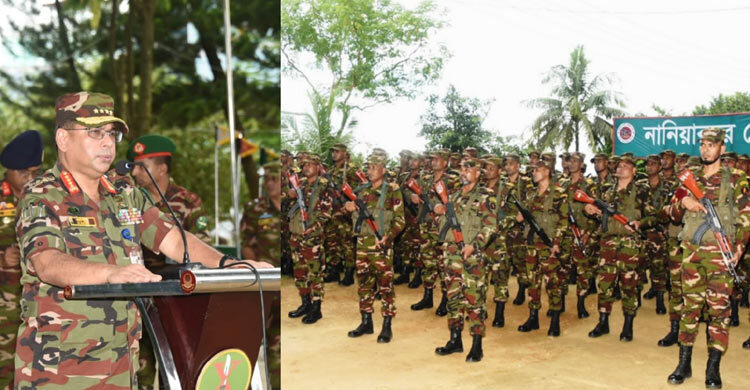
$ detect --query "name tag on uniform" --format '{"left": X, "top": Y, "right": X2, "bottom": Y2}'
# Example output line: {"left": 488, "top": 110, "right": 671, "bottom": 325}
{"left": 69, "top": 216, "right": 98, "bottom": 227}
{"left": 118, "top": 208, "right": 144, "bottom": 225}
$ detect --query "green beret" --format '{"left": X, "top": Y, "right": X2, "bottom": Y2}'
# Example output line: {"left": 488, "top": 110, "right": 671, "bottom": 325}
{"left": 127, "top": 134, "right": 176, "bottom": 162}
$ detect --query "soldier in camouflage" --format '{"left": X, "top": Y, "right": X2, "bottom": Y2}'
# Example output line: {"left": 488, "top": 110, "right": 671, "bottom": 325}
{"left": 504, "top": 154, "right": 535, "bottom": 306}
{"left": 433, "top": 157, "right": 496, "bottom": 362}
{"left": 516, "top": 159, "right": 569, "bottom": 337}
{"left": 343, "top": 154, "right": 404, "bottom": 343}
{"left": 584, "top": 153, "right": 656, "bottom": 342}
{"left": 323, "top": 143, "right": 358, "bottom": 285}
{"left": 587, "top": 153, "right": 615, "bottom": 296}
{"left": 666, "top": 128, "right": 750, "bottom": 388}
{"left": 637, "top": 154, "right": 670, "bottom": 315}
{"left": 127, "top": 134, "right": 212, "bottom": 269}
{"left": 408, "top": 149, "right": 460, "bottom": 315}
{"left": 280, "top": 150, "right": 294, "bottom": 275}
{"left": 0, "top": 130, "right": 43, "bottom": 390}
{"left": 240, "top": 160, "right": 281, "bottom": 390}
{"left": 13, "top": 92, "right": 270, "bottom": 389}
{"left": 558, "top": 152, "right": 597, "bottom": 319}
{"left": 393, "top": 150, "right": 422, "bottom": 285}
{"left": 286, "top": 154, "right": 333, "bottom": 324}
{"left": 676, "top": 153, "right": 690, "bottom": 172}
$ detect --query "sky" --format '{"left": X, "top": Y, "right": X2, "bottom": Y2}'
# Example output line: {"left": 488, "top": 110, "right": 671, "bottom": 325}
{"left": 281, "top": 0, "right": 750, "bottom": 167}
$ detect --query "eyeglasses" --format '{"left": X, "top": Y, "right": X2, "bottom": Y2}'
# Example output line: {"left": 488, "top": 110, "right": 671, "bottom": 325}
{"left": 64, "top": 127, "right": 123, "bottom": 143}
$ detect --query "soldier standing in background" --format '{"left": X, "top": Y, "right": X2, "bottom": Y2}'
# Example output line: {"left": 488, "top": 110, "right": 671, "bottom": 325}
{"left": 0, "top": 130, "right": 43, "bottom": 390}
{"left": 344, "top": 154, "right": 404, "bottom": 343}
{"left": 394, "top": 151, "right": 422, "bottom": 285}
{"left": 434, "top": 157, "right": 496, "bottom": 361}
{"left": 287, "top": 154, "right": 333, "bottom": 325}
{"left": 323, "top": 143, "right": 357, "bottom": 285}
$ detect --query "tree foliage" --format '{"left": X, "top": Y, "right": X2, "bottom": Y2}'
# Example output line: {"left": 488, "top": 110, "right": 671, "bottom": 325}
{"left": 281, "top": 0, "right": 447, "bottom": 156}
{"left": 693, "top": 92, "right": 750, "bottom": 115}
{"left": 418, "top": 85, "right": 493, "bottom": 153}
{"left": 526, "top": 45, "right": 624, "bottom": 153}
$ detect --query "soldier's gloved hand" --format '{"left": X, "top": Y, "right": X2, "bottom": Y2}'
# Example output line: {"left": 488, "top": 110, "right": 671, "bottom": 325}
{"left": 2, "top": 245, "right": 21, "bottom": 269}
{"left": 462, "top": 244, "right": 475, "bottom": 260}
{"left": 344, "top": 201, "right": 357, "bottom": 213}
{"left": 680, "top": 196, "right": 706, "bottom": 213}
{"left": 106, "top": 264, "right": 162, "bottom": 284}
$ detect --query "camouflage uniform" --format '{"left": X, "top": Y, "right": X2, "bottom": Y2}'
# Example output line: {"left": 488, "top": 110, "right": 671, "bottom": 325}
{"left": 638, "top": 172, "right": 674, "bottom": 302}
{"left": 559, "top": 173, "right": 596, "bottom": 298}
{"left": 351, "top": 177, "right": 405, "bottom": 318}
{"left": 504, "top": 174, "right": 534, "bottom": 304}
{"left": 323, "top": 160, "right": 358, "bottom": 277}
{"left": 0, "top": 182, "right": 21, "bottom": 390}
{"left": 394, "top": 169, "right": 422, "bottom": 282}
{"left": 669, "top": 165, "right": 750, "bottom": 353}
{"left": 141, "top": 182, "right": 210, "bottom": 269}
{"left": 15, "top": 163, "right": 175, "bottom": 389}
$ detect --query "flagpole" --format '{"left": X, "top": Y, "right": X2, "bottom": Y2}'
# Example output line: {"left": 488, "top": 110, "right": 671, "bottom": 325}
{"left": 223, "top": 0, "right": 241, "bottom": 255}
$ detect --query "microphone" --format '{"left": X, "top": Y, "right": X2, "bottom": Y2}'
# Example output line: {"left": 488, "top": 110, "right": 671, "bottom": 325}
{"left": 115, "top": 160, "right": 191, "bottom": 265}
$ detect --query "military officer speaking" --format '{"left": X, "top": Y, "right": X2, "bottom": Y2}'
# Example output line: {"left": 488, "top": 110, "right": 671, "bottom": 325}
{"left": 13, "top": 92, "right": 271, "bottom": 389}
{"left": 0, "top": 130, "right": 43, "bottom": 390}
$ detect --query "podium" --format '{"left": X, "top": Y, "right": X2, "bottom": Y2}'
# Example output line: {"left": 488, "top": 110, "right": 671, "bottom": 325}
{"left": 65, "top": 264, "right": 281, "bottom": 389}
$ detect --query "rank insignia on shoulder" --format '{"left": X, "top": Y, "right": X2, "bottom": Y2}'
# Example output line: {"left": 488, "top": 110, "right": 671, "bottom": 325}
{"left": 118, "top": 208, "right": 144, "bottom": 225}
{"left": 69, "top": 216, "right": 98, "bottom": 227}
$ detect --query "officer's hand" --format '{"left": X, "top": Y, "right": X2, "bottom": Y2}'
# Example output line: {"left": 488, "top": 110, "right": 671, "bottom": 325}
{"left": 628, "top": 220, "right": 641, "bottom": 232}
{"left": 2, "top": 245, "right": 21, "bottom": 269}
{"left": 288, "top": 189, "right": 297, "bottom": 199}
{"left": 434, "top": 204, "right": 446, "bottom": 215}
{"left": 375, "top": 237, "right": 387, "bottom": 249}
{"left": 681, "top": 197, "right": 706, "bottom": 213}
{"left": 731, "top": 244, "right": 744, "bottom": 266}
{"left": 106, "top": 264, "right": 162, "bottom": 284}
{"left": 411, "top": 194, "right": 420, "bottom": 204}
{"left": 515, "top": 211, "right": 523, "bottom": 222}
{"left": 227, "top": 259, "right": 274, "bottom": 269}
{"left": 584, "top": 204, "right": 601, "bottom": 216}
{"left": 462, "top": 244, "right": 475, "bottom": 259}
{"left": 344, "top": 201, "right": 357, "bottom": 213}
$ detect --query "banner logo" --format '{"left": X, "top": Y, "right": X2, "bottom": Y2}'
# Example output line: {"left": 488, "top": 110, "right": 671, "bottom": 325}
{"left": 617, "top": 122, "right": 635, "bottom": 144}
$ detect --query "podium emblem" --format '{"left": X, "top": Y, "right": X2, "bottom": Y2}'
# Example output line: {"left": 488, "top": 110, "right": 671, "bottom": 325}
{"left": 195, "top": 348, "right": 252, "bottom": 390}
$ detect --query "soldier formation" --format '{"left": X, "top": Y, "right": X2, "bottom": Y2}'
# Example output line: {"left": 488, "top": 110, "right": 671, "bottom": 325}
{"left": 283, "top": 129, "right": 750, "bottom": 388}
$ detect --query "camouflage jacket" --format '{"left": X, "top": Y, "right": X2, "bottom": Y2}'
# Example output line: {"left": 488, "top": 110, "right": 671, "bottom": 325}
{"left": 636, "top": 176, "right": 674, "bottom": 232}
{"left": 288, "top": 175, "right": 332, "bottom": 237}
{"left": 326, "top": 162, "right": 360, "bottom": 218}
{"left": 590, "top": 172, "right": 616, "bottom": 198}
{"left": 669, "top": 166, "right": 750, "bottom": 246}
{"left": 14, "top": 162, "right": 174, "bottom": 388}
{"left": 141, "top": 181, "right": 210, "bottom": 268}
{"left": 350, "top": 180, "right": 405, "bottom": 250}
{"left": 410, "top": 170, "right": 461, "bottom": 230}
{"left": 523, "top": 183, "right": 569, "bottom": 246}
{"left": 595, "top": 179, "right": 657, "bottom": 237}
{"left": 241, "top": 196, "right": 281, "bottom": 266}
{"left": 439, "top": 184, "right": 496, "bottom": 253}
{"left": 560, "top": 174, "right": 596, "bottom": 232}
{"left": 397, "top": 170, "right": 422, "bottom": 224}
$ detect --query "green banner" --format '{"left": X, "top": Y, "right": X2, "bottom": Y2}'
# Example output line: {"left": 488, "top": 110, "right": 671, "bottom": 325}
{"left": 613, "top": 114, "right": 750, "bottom": 156}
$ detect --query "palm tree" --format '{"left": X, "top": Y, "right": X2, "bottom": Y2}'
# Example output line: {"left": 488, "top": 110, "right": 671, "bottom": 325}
{"left": 526, "top": 45, "right": 625, "bottom": 152}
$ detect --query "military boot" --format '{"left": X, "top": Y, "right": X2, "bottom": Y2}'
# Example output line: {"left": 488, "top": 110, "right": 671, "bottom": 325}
{"left": 588, "top": 312, "right": 610, "bottom": 338}
{"left": 435, "top": 292, "right": 448, "bottom": 317}
{"left": 667, "top": 345, "right": 692, "bottom": 384}
{"left": 742, "top": 336, "right": 750, "bottom": 349}
{"left": 340, "top": 266, "right": 355, "bottom": 286}
{"left": 517, "top": 308, "right": 539, "bottom": 332}
{"left": 377, "top": 316, "right": 393, "bottom": 343}
{"left": 512, "top": 283, "right": 526, "bottom": 305}
{"left": 620, "top": 314, "right": 634, "bottom": 342}
{"left": 658, "top": 320, "right": 679, "bottom": 347}
{"left": 548, "top": 310, "right": 561, "bottom": 337}
{"left": 577, "top": 295, "right": 589, "bottom": 319}
{"left": 643, "top": 278, "right": 656, "bottom": 299}
{"left": 348, "top": 312, "right": 374, "bottom": 337}
{"left": 408, "top": 267, "right": 423, "bottom": 289}
{"left": 587, "top": 276, "right": 597, "bottom": 295}
{"left": 613, "top": 283, "right": 622, "bottom": 300}
{"left": 393, "top": 266, "right": 412, "bottom": 285}
{"left": 636, "top": 286, "right": 642, "bottom": 308}
{"left": 288, "top": 294, "right": 311, "bottom": 318}
{"left": 465, "top": 334, "right": 483, "bottom": 362}
{"left": 435, "top": 327, "right": 463, "bottom": 355}
{"left": 492, "top": 301, "right": 505, "bottom": 328}
{"left": 656, "top": 291, "right": 667, "bottom": 315}
{"left": 411, "top": 288, "right": 434, "bottom": 310}
{"left": 301, "top": 300, "right": 322, "bottom": 324}
{"left": 729, "top": 297, "right": 740, "bottom": 326}
{"left": 705, "top": 348, "right": 722, "bottom": 389}
{"left": 560, "top": 292, "right": 567, "bottom": 314}
{"left": 323, "top": 263, "right": 340, "bottom": 283}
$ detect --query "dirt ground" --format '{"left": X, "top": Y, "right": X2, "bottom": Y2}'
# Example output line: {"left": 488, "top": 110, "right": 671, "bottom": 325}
{"left": 281, "top": 276, "right": 750, "bottom": 389}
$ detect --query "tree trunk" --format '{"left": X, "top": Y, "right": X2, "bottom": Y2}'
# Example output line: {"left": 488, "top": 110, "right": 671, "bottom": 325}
{"left": 125, "top": 1, "right": 136, "bottom": 126}
{"left": 574, "top": 122, "right": 580, "bottom": 152}
{"left": 54, "top": 0, "right": 82, "bottom": 91}
{"left": 107, "top": 0, "right": 123, "bottom": 117}
{"left": 136, "top": 0, "right": 155, "bottom": 137}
